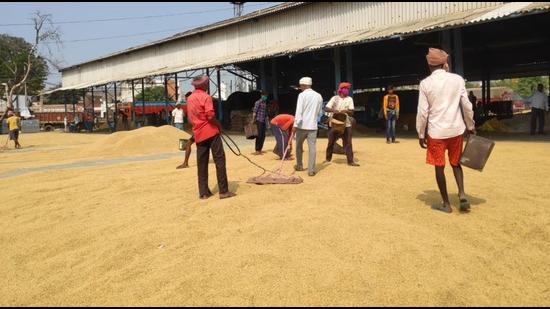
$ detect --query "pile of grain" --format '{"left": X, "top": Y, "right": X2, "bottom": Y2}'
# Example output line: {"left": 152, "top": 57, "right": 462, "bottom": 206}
{"left": 82, "top": 125, "right": 191, "bottom": 157}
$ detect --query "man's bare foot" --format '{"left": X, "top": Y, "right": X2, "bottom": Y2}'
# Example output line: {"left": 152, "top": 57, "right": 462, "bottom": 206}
{"left": 176, "top": 163, "right": 189, "bottom": 169}
{"left": 219, "top": 192, "right": 236, "bottom": 199}
{"left": 252, "top": 151, "right": 262, "bottom": 155}
{"left": 431, "top": 202, "right": 452, "bottom": 213}
{"left": 200, "top": 192, "right": 213, "bottom": 200}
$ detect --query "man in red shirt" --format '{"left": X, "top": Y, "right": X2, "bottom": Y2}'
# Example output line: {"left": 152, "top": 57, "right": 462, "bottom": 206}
{"left": 270, "top": 114, "right": 294, "bottom": 160}
{"left": 187, "top": 75, "right": 236, "bottom": 200}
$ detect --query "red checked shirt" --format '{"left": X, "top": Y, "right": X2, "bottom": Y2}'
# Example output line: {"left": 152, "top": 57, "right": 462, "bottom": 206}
{"left": 187, "top": 89, "right": 220, "bottom": 143}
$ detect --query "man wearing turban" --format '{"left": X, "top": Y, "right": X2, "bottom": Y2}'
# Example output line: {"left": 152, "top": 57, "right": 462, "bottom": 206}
{"left": 324, "top": 82, "right": 359, "bottom": 166}
{"left": 416, "top": 48, "right": 476, "bottom": 213}
{"left": 187, "top": 75, "right": 236, "bottom": 200}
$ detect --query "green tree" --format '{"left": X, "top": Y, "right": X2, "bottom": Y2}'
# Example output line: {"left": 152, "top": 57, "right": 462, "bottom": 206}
{"left": 0, "top": 34, "right": 48, "bottom": 98}
{"left": 137, "top": 86, "right": 172, "bottom": 101}
{"left": 0, "top": 11, "right": 60, "bottom": 107}
{"left": 491, "top": 77, "right": 549, "bottom": 98}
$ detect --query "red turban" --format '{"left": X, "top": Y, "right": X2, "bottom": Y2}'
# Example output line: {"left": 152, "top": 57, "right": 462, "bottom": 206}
{"left": 338, "top": 82, "right": 351, "bottom": 90}
{"left": 191, "top": 75, "right": 209, "bottom": 89}
{"left": 426, "top": 48, "right": 449, "bottom": 66}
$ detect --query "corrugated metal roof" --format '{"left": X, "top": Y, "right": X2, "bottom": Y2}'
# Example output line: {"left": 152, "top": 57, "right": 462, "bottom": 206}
{"left": 51, "top": 2, "right": 550, "bottom": 93}
{"left": 59, "top": 2, "right": 308, "bottom": 72}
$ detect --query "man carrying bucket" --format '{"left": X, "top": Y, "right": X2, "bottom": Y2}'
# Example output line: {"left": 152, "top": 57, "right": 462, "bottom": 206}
{"left": 416, "top": 48, "right": 476, "bottom": 213}
{"left": 324, "top": 82, "right": 359, "bottom": 167}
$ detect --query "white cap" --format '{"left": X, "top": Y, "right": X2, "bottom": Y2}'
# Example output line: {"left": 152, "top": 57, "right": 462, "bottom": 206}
{"left": 299, "top": 77, "right": 313, "bottom": 86}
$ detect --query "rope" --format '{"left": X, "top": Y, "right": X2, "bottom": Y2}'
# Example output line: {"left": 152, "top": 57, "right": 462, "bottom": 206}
{"left": 219, "top": 132, "right": 268, "bottom": 174}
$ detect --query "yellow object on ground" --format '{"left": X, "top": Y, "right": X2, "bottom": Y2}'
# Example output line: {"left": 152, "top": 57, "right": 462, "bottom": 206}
{"left": 479, "top": 117, "right": 510, "bottom": 133}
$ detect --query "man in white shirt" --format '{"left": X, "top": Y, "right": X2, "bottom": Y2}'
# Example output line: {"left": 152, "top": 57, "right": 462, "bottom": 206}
{"left": 528, "top": 83, "right": 549, "bottom": 135}
{"left": 290, "top": 77, "right": 323, "bottom": 177}
{"left": 416, "top": 48, "right": 476, "bottom": 214}
{"left": 172, "top": 102, "right": 185, "bottom": 131}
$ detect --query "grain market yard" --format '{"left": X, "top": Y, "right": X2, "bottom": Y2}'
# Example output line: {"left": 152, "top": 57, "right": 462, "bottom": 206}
{"left": 0, "top": 126, "right": 549, "bottom": 306}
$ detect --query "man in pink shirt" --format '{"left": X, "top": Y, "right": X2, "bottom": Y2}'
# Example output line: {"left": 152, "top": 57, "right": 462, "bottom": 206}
{"left": 187, "top": 75, "right": 236, "bottom": 200}
{"left": 416, "top": 48, "right": 476, "bottom": 213}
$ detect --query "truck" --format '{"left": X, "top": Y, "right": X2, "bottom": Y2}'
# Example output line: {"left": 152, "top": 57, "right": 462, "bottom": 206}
{"left": 31, "top": 112, "right": 86, "bottom": 131}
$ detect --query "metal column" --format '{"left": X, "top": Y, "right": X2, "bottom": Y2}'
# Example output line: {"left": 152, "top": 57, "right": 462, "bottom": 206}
{"left": 114, "top": 82, "right": 118, "bottom": 132}
{"left": 131, "top": 80, "right": 135, "bottom": 125}
{"left": 206, "top": 68, "right": 210, "bottom": 94}
{"left": 217, "top": 68, "right": 222, "bottom": 123}
{"left": 104, "top": 84, "right": 108, "bottom": 130}
{"left": 141, "top": 78, "right": 145, "bottom": 126}
{"left": 63, "top": 91, "right": 68, "bottom": 132}
{"left": 90, "top": 87, "right": 94, "bottom": 132}
{"left": 453, "top": 28, "right": 464, "bottom": 76}
{"left": 334, "top": 47, "right": 342, "bottom": 89}
{"left": 174, "top": 73, "right": 178, "bottom": 102}
{"left": 260, "top": 60, "right": 267, "bottom": 91}
{"left": 441, "top": 30, "right": 452, "bottom": 55}
{"left": 82, "top": 89, "right": 86, "bottom": 120}
{"left": 164, "top": 75, "right": 169, "bottom": 124}
{"left": 271, "top": 59, "right": 279, "bottom": 100}
{"left": 345, "top": 46, "right": 353, "bottom": 90}
{"left": 72, "top": 90, "right": 76, "bottom": 123}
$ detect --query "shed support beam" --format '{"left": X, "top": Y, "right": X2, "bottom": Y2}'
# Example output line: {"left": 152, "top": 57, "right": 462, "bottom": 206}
{"left": 63, "top": 92, "right": 68, "bottom": 132}
{"left": 72, "top": 91, "right": 76, "bottom": 129}
{"left": 164, "top": 75, "right": 169, "bottom": 124}
{"left": 345, "top": 46, "right": 354, "bottom": 91}
{"left": 174, "top": 73, "right": 179, "bottom": 102}
{"left": 334, "top": 47, "right": 342, "bottom": 89}
{"left": 217, "top": 68, "right": 223, "bottom": 124}
{"left": 104, "top": 85, "right": 109, "bottom": 131}
{"left": 131, "top": 80, "right": 135, "bottom": 125}
{"left": 206, "top": 68, "right": 210, "bottom": 95}
{"left": 271, "top": 58, "right": 279, "bottom": 100}
{"left": 114, "top": 82, "right": 118, "bottom": 132}
{"left": 260, "top": 60, "right": 267, "bottom": 91}
{"left": 90, "top": 87, "right": 94, "bottom": 132}
{"left": 453, "top": 28, "right": 464, "bottom": 76}
{"left": 141, "top": 78, "right": 145, "bottom": 126}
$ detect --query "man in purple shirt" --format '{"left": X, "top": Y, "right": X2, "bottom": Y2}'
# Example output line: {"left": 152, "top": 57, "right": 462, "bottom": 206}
{"left": 252, "top": 90, "right": 269, "bottom": 155}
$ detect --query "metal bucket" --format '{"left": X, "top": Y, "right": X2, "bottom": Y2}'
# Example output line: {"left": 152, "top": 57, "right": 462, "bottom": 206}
{"left": 179, "top": 138, "right": 188, "bottom": 151}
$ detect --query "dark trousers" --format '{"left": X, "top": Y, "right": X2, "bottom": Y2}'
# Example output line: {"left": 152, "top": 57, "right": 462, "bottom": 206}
{"left": 196, "top": 134, "right": 229, "bottom": 196}
{"left": 386, "top": 113, "right": 396, "bottom": 141}
{"left": 255, "top": 121, "right": 266, "bottom": 151}
{"left": 531, "top": 108, "right": 545, "bottom": 134}
{"left": 326, "top": 127, "right": 354, "bottom": 164}
{"left": 271, "top": 125, "right": 290, "bottom": 159}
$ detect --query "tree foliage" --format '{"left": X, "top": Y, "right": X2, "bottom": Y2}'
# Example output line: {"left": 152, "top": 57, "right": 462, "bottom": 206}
{"left": 0, "top": 11, "right": 61, "bottom": 107}
{"left": 491, "top": 76, "right": 549, "bottom": 98}
{"left": 137, "top": 86, "right": 172, "bottom": 101}
{"left": 0, "top": 34, "right": 48, "bottom": 97}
